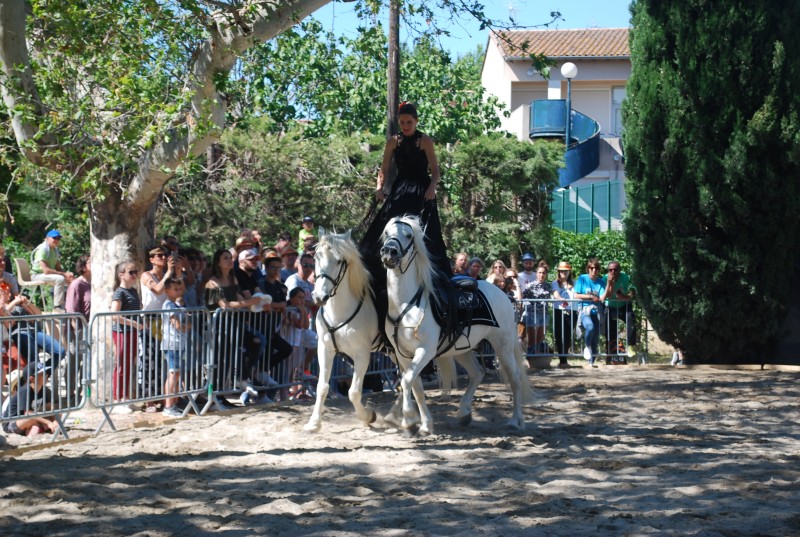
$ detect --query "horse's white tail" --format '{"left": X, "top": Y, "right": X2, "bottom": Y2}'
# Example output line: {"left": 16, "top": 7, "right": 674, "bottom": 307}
{"left": 496, "top": 341, "right": 536, "bottom": 405}
{"left": 437, "top": 355, "right": 458, "bottom": 395}
{"left": 514, "top": 341, "right": 536, "bottom": 405}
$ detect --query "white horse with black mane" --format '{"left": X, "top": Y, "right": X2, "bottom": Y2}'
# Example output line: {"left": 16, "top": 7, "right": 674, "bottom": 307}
{"left": 380, "top": 215, "right": 534, "bottom": 435}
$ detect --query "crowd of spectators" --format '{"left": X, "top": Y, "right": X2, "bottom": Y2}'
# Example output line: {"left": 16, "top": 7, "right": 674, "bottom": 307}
{"left": 2, "top": 220, "right": 648, "bottom": 443}
{"left": 458, "top": 251, "right": 640, "bottom": 368}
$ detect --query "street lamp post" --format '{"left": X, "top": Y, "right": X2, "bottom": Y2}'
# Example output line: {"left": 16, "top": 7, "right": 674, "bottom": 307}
{"left": 561, "top": 62, "right": 578, "bottom": 148}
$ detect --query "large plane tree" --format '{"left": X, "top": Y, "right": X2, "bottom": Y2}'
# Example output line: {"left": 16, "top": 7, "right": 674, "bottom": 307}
{"left": 0, "top": 0, "right": 334, "bottom": 308}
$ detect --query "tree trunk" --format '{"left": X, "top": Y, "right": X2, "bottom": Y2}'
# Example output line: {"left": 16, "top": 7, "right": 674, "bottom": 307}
{"left": 90, "top": 191, "right": 158, "bottom": 315}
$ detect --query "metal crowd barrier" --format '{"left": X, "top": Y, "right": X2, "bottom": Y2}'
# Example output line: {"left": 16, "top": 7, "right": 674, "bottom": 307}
{"left": 89, "top": 308, "right": 210, "bottom": 431}
{"left": 1, "top": 312, "right": 87, "bottom": 441}
{"left": 507, "top": 298, "right": 647, "bottom": 365}
{"left": 322, "top": 350, "right": 398, "bottom": 395}
{"left": 1, "top": 304, "right": 402, "bottom": 443}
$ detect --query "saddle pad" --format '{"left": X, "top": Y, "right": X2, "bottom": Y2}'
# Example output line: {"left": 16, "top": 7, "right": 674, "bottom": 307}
{"left": 468, "top": 288, "right": 500, "bottom": 327}
{"left": 432, "top": 287, "right": 500, "bottom": 328}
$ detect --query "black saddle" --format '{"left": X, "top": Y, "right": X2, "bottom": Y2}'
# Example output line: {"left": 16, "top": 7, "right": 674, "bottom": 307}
{"left": 432, "top": 276, "right": 500, "bottom": 355}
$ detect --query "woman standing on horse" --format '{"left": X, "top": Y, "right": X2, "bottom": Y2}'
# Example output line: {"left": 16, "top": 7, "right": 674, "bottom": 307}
{"left": 359, "top": 102, "right": 452, "bottom": 335}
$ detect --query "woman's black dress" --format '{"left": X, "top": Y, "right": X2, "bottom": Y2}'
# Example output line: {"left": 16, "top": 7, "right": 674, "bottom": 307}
{"left": 359, "top": 130, "right": 452, "bottom": 336}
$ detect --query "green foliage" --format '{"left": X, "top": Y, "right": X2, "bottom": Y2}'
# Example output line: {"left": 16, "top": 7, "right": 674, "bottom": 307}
{"left": 156, "top": 126, "right": 562, "bottom": 263}
{"left": 3, "top": 0, "right": 206, "bottom": 203}
{"left": 623, "top": 0, "right": 800, "bottom": 363}
{"left": 441, "top": 134, "right": 561, "bottom": 263}
{"left": 548, "top": 228, "right": 632, "bottom": 274}
{"left": 155, "top": 120, "right": 382, "bottom": 253}
{"left": 231, "top": 19, "right": 504, "bottom": 143}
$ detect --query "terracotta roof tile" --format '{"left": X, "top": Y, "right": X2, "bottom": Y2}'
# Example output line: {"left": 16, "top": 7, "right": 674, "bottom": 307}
{"left": 494, "top": 28, "right": 630, "bottom": 59}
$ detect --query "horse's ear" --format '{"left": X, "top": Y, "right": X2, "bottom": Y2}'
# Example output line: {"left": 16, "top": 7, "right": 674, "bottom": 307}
{"left": 344, "top": 230, "right": 352, "bottom": 241}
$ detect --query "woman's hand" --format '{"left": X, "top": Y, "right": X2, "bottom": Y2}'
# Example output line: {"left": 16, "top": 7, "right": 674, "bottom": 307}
{"left": 376, "top": 188, "right": 386, "bottom": 202}
{"left": 424, "top": 183, "right": 437, "bottom": 201}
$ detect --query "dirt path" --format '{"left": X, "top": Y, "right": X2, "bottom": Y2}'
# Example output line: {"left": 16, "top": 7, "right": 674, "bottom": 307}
{"left": 2, "top": 366, "right": 798, "bottom": 536}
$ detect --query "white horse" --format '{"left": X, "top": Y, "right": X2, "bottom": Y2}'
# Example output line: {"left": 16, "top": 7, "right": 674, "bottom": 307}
{"left": 304, "top": 232, "right": 381, "bottom": 432}
{"left": 380, "top": 215, "right": 534, "bottom": 435}
{"left": 303, "top": 230, "right": 486, "bottom": 433}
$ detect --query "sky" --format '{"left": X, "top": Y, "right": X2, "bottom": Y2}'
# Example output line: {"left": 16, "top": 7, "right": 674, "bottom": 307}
{"left": 312, "top": 0, "right": 633, "bottom": 57}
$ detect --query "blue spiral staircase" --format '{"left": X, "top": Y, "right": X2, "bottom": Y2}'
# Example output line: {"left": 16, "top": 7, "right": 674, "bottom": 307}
{"left": 529, "top": 100, "right": 601, "bottom": 188}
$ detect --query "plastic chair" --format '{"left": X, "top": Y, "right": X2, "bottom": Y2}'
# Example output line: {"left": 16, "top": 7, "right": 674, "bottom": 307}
{"left": 13, "top": 257, "right": 50, "bottom": 309}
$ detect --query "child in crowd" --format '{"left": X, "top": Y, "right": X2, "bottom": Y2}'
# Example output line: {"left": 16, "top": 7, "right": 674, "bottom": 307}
{"left": 110, "top": 260, "right": 142, "bottom": 414}
{"left": 1, "top": 362, "right": 57, "bottom": 436}
{"left": 284, "top": 287, "right": 318, "bottom": 401}
{"left": 161, "top": 277, "right": 190, "bottom": 418}
{"left": 298, "top": 216, "right": 315, "bottom": 247}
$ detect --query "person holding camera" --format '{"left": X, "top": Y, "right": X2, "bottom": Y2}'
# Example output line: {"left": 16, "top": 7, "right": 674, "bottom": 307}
{"left": 138, "top": 246, "right": 178, "bottom": 412}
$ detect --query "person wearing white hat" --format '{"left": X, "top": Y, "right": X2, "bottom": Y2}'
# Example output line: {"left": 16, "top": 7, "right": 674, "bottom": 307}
{"left": 551, "top": 261, "right": 579, "bottom": 367}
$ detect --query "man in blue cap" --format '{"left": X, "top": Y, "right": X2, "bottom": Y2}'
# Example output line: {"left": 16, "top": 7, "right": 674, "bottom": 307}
{"left": 517, "top": 252, "right": 537, "bottom": 292}
{"left": 30, "top": 229, "right": 74, "bottom": 311}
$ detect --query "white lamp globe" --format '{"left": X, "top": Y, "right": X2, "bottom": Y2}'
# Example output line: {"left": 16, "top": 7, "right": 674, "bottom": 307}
{"left": 561, "top": 62, "right": 578, "bottom": 80}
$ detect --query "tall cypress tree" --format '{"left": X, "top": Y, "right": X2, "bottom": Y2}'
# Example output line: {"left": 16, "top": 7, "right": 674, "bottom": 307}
{"left": 623, "top": 1, "right": 800, "bottom": 363}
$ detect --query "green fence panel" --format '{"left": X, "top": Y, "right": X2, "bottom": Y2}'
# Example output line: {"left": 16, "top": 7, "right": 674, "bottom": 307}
{"left": 551, "top": 180, "right": 623, "bottom": 234}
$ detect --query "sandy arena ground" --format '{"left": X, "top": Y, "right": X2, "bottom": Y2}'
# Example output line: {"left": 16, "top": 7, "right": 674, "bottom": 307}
{"left": 1, "top": 365, "right": 799, "bottom": 536}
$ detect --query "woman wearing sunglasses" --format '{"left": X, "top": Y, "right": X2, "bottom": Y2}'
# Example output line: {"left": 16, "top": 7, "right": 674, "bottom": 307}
{"left": 573, "top": 258, "right": 613, "bottom": 366}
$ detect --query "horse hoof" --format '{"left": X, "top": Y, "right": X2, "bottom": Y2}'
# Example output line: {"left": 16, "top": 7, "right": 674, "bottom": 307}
{"left": 303, "top": 421, "right": 321, "bottom": 433}
{"left": 458, "top": 413, "right": 473, "bottom": 426}
{"left": 402, "top": 424, "right": 420, "bottom": 437}
{"left": 383, "top": 413, "right": 401, "bottom": 427}
{"left": 505, "top": 420, "right": 525, "bottom": 432}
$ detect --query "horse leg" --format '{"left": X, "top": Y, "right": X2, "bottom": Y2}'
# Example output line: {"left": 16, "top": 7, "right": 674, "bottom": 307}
{"left": 400, "top": 349, "right": 435, "bottom": 436}
{"left": 382, "top": 357, "right": 407, "bottom": 427}
{"left": 304, "top": 345, "right": 333, "bottom": 432}
{"left": 453, "top": 352, "right": 485, "bottom": 426}
{"left": 348, "top": 353, "right": 376, "bottom": 426}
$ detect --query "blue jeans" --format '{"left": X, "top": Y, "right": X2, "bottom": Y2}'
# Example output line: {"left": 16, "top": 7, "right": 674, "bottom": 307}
{"left": 15, "top": 329, "right": 65, "bottom": 367}
{"left": 164, "top": 349, "right": 183, "bottom": 372}
{"left": 581, "top": 310, "right": 600, "bottom": 356}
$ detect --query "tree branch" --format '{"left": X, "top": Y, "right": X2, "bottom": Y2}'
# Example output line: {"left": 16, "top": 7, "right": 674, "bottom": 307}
{"left": 127, "top": 0, "right": 330, "bottom": 216}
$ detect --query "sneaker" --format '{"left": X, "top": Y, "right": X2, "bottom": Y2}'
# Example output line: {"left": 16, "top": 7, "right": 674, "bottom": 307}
{"left": 240, "top": 380, "right": 258, "bottom": 397}
{"left": 626, "top": 344, "right": 637, "bottom": 358}
{"left": 112, "top": 404, "right": 133, "bottom": 415}
{"left": 583, "top": 347, "right": 592, "bottom": 362}
{"left": 239, "top": 392, "right": 251, "bottom": 406}
{"left": 299, "top": 370, "right": 316, "bottom": 381}
{"left": 162, "top": 406, "right": 183, "bottom": 418}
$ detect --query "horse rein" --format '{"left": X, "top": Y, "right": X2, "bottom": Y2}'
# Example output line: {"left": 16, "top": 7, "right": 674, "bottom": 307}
{"left": 386, "top": 285, "right": 425, "bottom": 361}
{"left": 314, "top": 258, "right": 348, "bottom": 300}
{"left": 316, "top": 257, "right": 380, "bottom": 355}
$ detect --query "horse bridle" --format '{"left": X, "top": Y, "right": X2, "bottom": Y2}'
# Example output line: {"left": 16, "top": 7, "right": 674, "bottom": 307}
{"left": 315, "top": 256, "right": 381, "bottom": 355}
{"left": 314, "top": 257, "right": 348, "bottom": 301}
{"left": 381, "top": 222, "right": 417, "bottom": 274}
